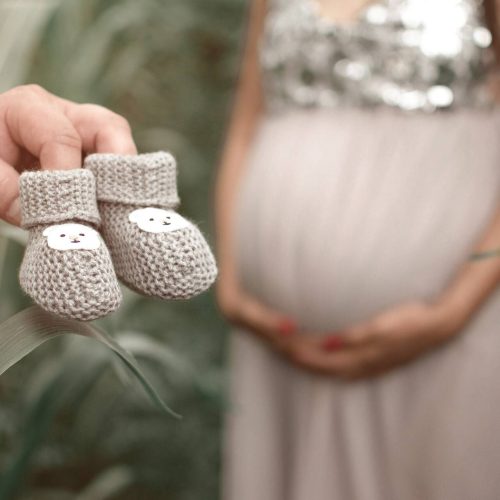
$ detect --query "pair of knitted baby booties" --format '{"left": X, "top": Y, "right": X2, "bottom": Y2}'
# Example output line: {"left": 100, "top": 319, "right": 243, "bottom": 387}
{"left": 18, "top": 152, "right": 217, "bottom": 321}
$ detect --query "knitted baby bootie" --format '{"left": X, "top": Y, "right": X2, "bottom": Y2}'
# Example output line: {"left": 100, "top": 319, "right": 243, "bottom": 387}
{"left": 84, "top": 152, "right": 217, "bottom": 299}
{"left": 19, "top": 169, "right": 122, "bottom": 321}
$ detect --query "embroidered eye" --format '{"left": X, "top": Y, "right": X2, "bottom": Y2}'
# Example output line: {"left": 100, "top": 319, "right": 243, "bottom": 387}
{"left": 60, "top": 234, "right": 66, "bottom": 238}
{"left": 79, "top": 233, "right": 85, "bottom": 237}
{"left": 149, "top": 218, "right": 154, "bottom": 221}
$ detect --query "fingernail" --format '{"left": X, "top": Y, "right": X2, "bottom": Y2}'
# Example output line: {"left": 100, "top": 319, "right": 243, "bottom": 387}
{"left": 277, "top": 318, "right": 297, "bottom": 337}
{"left": 322, "top": 336, "right": 344, "bottom": 352}
{"left": 6, "top": 197, "right": 20, "bottom": 224}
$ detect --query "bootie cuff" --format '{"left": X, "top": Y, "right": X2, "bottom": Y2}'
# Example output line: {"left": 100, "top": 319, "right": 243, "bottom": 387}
{"left": 20, "top": 169, "right": 101, "bottom": 229}
{"left": 84, "top": 151, "right": 180, "bottom": 208}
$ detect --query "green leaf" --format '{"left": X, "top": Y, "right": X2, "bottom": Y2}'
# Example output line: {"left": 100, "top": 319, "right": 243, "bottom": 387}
{"left": 0, "top": 306, "right": 181, "bottom": 419}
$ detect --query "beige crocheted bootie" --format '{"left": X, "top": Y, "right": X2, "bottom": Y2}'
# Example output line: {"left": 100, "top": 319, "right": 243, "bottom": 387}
{"left": 84, "top": 152, "right": 217, "bottom": 300}
{"left": 19, "top": 169, "right": 122, "bottom": 321}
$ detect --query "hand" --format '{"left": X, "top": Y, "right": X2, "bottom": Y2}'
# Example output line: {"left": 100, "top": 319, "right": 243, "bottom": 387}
{"left": 0, "top": 84, "right": 137, "bottom": 225}
{"left": 216, "top": 276, "right": 354, "bottom": 376}
{"left": 216, "top": 276, "right": 295, "bottom": 342}
{"left": 217, "top": 286, "right": 325, "bottom": 370}
{"left": 298, "top": 300, "right": 462, "bottom": 380}
{"left": 217, "top": 273, "right": 464, "bottom": 378}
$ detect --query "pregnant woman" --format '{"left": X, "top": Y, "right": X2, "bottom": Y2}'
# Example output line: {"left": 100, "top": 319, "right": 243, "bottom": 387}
{"left": 216, "top": 0, "right": 500, "bottom": 498}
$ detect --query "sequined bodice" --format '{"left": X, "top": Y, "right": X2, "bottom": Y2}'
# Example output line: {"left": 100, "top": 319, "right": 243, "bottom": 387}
{"left": 261, "top": 0, "right": 495, "bottom": 112}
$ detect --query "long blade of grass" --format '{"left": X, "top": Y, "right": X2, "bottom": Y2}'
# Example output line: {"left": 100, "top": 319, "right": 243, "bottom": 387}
{"left": 0, "top": 306, "right": 180, "bottom": 418}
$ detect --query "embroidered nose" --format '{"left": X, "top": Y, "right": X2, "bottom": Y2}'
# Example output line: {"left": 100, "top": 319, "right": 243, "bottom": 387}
{"left": 162, "top": 219, "right": 171, "bottom": 225}
{"left": 70, "top": 235, "right": 81, "bottom": 243}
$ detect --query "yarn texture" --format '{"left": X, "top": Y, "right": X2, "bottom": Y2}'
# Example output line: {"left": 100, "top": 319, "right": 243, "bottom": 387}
{"left": 20, "top": 169, "right": 101, "bottom": 228}
{"left": 19, "top": 169, "right": 122, "bottom": 321}
{"left": 85, "top": 152, "right": 217, "bottom": 299}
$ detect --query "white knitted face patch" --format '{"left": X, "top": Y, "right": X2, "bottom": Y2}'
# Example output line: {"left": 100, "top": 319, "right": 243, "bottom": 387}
{"left": 128, "top": 208, "right": 191, "bottom": 234}
{"left": 43, "top": 224, "right": 101, "bottom": 251}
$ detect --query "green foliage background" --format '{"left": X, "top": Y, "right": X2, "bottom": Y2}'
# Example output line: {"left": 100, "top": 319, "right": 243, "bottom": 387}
{"left": 0, "top": 0, "right": 245, "bottom": 498}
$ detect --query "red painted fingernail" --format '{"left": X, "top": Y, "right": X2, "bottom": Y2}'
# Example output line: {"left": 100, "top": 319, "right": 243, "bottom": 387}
{"left": 277, "top": 318, "right": 297, "bottom": 336}
{"left": 322, "top": 336, "right": 344, "bottom": 352}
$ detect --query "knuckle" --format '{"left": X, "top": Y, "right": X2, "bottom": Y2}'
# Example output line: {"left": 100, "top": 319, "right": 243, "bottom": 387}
{"left": 80, "top": 104, "right": 130, "bottom": 129}
{"left": 52, "top": 130, "right": 82, "bottom": 151}
{"left": 25, "top": 83, "right": 45, "bottom": 94}
{"left": 112, "top": 114, "right": 131, "bottom": 130}
{"left": 79, "top": 103, "right": 107, "bottom": 113}
{"left": 2, "top": 84, "right": 45, "bottom": 107}
{"left": 18, "top": 84, "right": 46, "bottom": 98}
{"left": 79, "top": 103, "right": 113, "bottom": 119}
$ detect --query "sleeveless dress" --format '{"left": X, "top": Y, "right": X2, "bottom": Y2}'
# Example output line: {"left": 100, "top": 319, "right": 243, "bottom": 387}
{"left": 224, "top": 1, "right": 500, "bottom": 499}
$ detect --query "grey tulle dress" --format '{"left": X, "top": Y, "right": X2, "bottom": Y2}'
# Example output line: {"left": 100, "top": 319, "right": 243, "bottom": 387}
{"left": 224, "top": 1, "right": 500, "bottom": 499}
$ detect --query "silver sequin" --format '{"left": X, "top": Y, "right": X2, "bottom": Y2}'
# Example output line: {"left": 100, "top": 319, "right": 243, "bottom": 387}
{"left": 261, "top": 0, "right": 495, "bottom": 112}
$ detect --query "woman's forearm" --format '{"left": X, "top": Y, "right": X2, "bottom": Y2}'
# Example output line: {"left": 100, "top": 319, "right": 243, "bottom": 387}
{"left": 215, "top": 91, "right": 262, "bottom": 286}
{"left": 438, "top": 204, "right": 500, "bottom": 330}
{"left": 215, "top": 0, "right": 266, "bottom": 296}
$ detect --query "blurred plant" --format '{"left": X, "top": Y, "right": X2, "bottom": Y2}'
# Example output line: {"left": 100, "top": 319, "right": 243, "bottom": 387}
{"left": 0, "top": 0, "right": 244, "bottom": 498}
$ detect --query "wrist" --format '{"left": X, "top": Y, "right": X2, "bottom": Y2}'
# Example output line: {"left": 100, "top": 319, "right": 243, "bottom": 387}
{"left": 432, "top": 293, "right": 475, "bottom": 339}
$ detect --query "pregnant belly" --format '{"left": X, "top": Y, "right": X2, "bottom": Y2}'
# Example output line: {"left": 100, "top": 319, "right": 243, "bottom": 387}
{"left": 234, "top": 108, "right": 500, "bottom": 331}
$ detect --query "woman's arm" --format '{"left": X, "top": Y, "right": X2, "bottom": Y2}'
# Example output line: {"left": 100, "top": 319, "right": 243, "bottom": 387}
{"left": 215, "top": 0, "right": 266, "bottom": 305}
{"left": 438, "top": 204, "right": 500, "bottom": 332}
{"left": 215, "top": 0, "right": 298, "bottom": 343}
{"left": 303, "top": 207, "right": 500, "bottom": 381}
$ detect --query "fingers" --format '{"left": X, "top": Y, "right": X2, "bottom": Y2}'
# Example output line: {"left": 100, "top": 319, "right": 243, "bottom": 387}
{"left": 0, "top": 85, "right": 137, "bottom": 225}
{"left": 321, "top": 321, "right": 374, "bottom": 352}
{"left": 60, "top": 102, "right": 137, "bottom": 155}
{"left": 238, "top": 295, "right": 293, "bottom": 341}
{"left": 336, "top": 323, "right": 375, "bottom": 348}
{"left": 0, "top": 86, "right": 136, "bottom": 175}
{"left": 311, "top": 321, "right": 384, "bottom": 378}
{"left": 217, "top": 281, "right": 297, "bottom": 342}
{"left": 5, "top": 98, "right": 82, "bottom": 170}
{"left": 320, "top": 347, "right": 382, "bottom": 379}
{"left": 0, "top": 158, "right": 21, "bottom": 225}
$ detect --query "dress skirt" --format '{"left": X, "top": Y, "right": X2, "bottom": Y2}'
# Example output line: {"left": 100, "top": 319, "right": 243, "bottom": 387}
{"left": 223, "top": 107, "right": 500, "bottom": 500}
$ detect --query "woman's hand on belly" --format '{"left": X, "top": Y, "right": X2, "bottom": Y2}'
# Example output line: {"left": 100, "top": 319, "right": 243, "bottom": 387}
{"left": 217, "top": 279, "right": 296, "bottom": 342}
{"left": 300, "top": 300, "right": 461, "bottom": 380}
{"left": 217, "top": 280, "right": 336, "bottom": 366}
{"left": 218, "top": 277, "right": 464, "bottom": 377}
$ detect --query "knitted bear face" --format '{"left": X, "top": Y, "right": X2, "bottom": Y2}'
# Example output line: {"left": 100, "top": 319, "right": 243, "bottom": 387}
{"left": 43, "top": 223, "right": 101, "bottom": 251}
{"left": 128, "top": 207, "right": 191, "bottom": 234}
